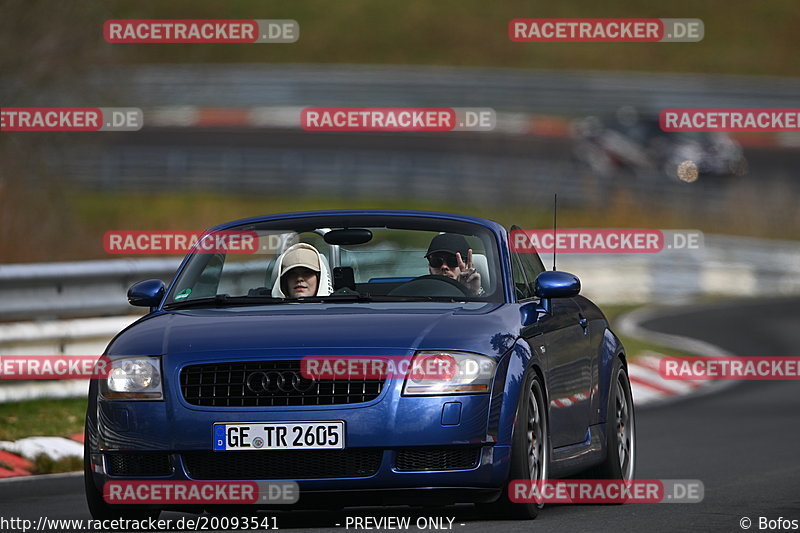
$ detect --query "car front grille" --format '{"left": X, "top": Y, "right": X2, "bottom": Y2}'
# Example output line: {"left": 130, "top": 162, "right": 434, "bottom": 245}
{"left": 106, "top": 453, "right": 173, "bottom": 476}
{"left": 395, "top": 447, "right": 481, "bottom": 471}
{"left": 182, "top": 449, "right": 383, "bottom": 480}
{"left": 180, "top": 360, "right": 385, "bottom": 407}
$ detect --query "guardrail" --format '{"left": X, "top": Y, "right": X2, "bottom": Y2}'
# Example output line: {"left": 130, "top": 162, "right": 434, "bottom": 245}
{"left": 0, "top": 258, "right": 180, "bottom": 321}
{"left": 557, "top": 234, "right": 800, "bottom": 303}
{"left": 0, "top": 316, "right": 139, "bottom": 403}
{"left": 1, "top": 234, "right": 798, "bottom": 321}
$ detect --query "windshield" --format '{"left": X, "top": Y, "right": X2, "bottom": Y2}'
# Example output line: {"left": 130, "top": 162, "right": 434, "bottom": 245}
{"left": 164, "top": 216, "right": 504, "bottom": 306}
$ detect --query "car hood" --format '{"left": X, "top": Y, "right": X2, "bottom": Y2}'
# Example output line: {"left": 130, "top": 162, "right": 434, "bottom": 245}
{"left": 108, "top": 302, "right": 520, "bottom": 361}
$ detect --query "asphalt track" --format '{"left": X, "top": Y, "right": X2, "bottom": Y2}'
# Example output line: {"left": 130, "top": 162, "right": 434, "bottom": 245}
{"left": 1, "top": 297, "right": 799, "bottom": 532}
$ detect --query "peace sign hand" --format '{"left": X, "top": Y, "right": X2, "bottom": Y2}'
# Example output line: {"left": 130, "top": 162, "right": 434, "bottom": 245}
{"left": 456, "top": 249, "right": 482, "bottom": 294}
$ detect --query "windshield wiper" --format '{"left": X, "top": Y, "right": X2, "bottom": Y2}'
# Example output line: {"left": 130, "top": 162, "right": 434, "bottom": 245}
{"left": 163, "top": 294, "right": 286, "bottom": 310}
{"left": 291, "top": 293, "right": 375, "bottom": 303}
{"left": 371, "top": 295, "right": 474, "bottom": 303}
{"left": 312, "top": 294, "right": 475, "bottom": 303}
{"left": 164, "top": 293, "right": 480, "bottom": 309}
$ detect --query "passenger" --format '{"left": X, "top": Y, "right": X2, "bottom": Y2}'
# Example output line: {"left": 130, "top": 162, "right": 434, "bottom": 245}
{"left": 271, "top": 243, "right": 333, "bottom": 298}
{"left": 425, "top": 233, "right": 484, "bottom": 295}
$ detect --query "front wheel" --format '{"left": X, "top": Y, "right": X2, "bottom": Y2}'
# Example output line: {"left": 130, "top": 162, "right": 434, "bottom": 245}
{"left": 478, "top": 370, "right": 549, "bottom": 520}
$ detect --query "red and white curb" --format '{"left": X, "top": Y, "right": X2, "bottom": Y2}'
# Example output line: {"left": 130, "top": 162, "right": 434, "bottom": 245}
{"left": 628, "top": 351, "right": 709, "bottom": 406}
{"left": 0, "top": 435, "right": 84, "bottom": 478}
{"left": 0, "top": 450, "right": 33, "bottom": 478}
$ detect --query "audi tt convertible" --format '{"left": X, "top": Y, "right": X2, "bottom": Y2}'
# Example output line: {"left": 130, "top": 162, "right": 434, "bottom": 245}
{"left": 85, "top": 210, "right": 635, "bottom": 520}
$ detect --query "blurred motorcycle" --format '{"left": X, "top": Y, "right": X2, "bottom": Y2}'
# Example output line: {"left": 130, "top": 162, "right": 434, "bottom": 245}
{"left": 573, "top": 107, "right": 748, "bottom": 182}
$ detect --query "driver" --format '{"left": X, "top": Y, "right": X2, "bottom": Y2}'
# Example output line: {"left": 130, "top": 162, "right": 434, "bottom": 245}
{"left": 271, "top": 243, "right": 333, "bottom": 298}
{"left": 425, "top": 233, "right": 484, "bottom": 296}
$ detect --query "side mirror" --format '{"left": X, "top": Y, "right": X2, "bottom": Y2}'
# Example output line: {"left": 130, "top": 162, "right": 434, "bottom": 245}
{"left": 127, "top": 279, "right": 166, "bottom": 308}
{"left": 520, "top": 272, "right": 581, "bottom": 325}
{"left": 534, "top": 271, "right": 581, "bottom": 299}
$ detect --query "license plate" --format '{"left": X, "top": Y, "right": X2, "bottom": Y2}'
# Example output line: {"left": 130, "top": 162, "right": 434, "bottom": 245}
{"left": 213, "top": 421, "right": 345, "bottom": 451}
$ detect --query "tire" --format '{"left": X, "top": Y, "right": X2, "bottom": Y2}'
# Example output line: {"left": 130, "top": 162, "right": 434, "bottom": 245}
{"left": 592, "top": 360, "right": 636, "bottom": 481}
{"left": 478, "top": 370, "right": 549, "bottom": 520}
{"left": 83, "top": 424, "right": 161, "bottom": 521}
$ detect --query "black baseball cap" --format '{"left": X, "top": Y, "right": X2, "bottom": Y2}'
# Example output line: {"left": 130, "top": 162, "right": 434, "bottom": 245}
{"left": 425, "top": 233, "right": 470, "bottom": 258}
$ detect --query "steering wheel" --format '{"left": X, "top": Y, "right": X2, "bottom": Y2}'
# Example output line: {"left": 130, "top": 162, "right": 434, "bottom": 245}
{"left": 387, "top": 274, "right": 471, "bottom": 298}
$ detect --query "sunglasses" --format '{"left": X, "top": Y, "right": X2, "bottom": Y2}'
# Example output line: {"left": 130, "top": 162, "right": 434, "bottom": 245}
{"left": 428, "top": 253, "right": 458, "bottom": 269}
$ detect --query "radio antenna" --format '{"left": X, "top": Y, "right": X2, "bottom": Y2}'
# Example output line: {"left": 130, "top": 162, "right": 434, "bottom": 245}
{"left": 552, "top": 193, "right": 558, "bottom": 271}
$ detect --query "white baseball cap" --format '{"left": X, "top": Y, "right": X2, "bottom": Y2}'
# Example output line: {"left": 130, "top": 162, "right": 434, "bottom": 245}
{"left": 279, "top": 246, "right": 321, "bottom": 277}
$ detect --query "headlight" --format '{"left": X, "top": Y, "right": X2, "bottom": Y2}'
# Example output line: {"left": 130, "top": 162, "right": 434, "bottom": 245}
{"left": 101, "top": 356, "right": 163, "bottom": 400}
{"left": 402, "top": 351, "right": 496, "bottom": 396}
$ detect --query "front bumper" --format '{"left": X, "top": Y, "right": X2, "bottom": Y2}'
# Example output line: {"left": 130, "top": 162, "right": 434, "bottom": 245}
{"left": 90, "top": 445, "right": 510, "bottom": 496}
{"left": 88, "top": 373, "right": 514, "bottom": 500}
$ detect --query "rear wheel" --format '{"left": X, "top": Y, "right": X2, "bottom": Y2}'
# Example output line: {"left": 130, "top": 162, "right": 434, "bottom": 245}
{"left": 592, "top": 361, "right": 636, "bottom": 481}
{"left": 478, "top": 370, "right": 548, "bottom": 520}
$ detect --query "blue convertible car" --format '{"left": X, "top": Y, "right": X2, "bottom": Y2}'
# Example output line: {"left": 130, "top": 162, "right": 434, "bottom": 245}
{"left": 85, "top": 210, "right": 635, "bottom": 520}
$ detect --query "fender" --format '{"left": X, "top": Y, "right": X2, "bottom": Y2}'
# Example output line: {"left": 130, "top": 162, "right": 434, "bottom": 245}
{"left": 596, "top": 328, "right": 626, "bottom": 424}
{"left": 493, "top": 339, "right": 547, "bottom": 447}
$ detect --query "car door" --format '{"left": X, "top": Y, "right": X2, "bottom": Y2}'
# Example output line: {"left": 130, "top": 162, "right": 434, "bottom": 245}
{"left": 539, "top": 297, "right": 593, "bottom": 447}
{"left": 511, "top": 228, "right": 593, "bottom": 447}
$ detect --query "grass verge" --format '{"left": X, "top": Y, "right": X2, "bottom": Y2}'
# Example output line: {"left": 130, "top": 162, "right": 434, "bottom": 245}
{"left": 0, "top": 397, "right": 87, "bottom": 442}
{"left": 30, "top": 454, "right": 83, "bottom": 475}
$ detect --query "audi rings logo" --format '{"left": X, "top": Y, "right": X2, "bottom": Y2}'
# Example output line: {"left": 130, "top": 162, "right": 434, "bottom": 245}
{"left": 245, "top": 370, "right": 316, "bottom": 394}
